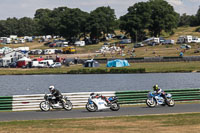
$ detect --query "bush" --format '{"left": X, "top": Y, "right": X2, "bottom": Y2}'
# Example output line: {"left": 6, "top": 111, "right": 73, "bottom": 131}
{"left": 67, "top": 68, "right": 145, "bottom": 74}
{"left": 110, "top": 68, "right": 145, "bottom": 73}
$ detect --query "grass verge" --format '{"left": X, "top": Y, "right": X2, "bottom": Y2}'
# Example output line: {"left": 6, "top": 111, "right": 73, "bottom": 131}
{"left": 0, "top": 113, "right": 200, "bottom": 133}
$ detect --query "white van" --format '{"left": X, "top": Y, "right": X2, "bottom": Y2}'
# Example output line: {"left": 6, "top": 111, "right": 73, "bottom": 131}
{"left": 38, "top": 60, "right": 54, "bottom": 68}
{"left": 32, "top": 61, "right": 39, "bottom": 68}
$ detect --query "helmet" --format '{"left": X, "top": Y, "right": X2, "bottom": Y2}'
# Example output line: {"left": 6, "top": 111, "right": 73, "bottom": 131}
{"left": 153, "top": 84, "right": 159, "bottom": 91}
{"left": 49, "top": 85, "right": 55, "bottom": 91}
{"left": 90, "top": 93, "right": 95, "bottom": 96}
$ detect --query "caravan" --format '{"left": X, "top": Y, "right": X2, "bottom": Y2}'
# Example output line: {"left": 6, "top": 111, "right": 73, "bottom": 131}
{"left": 0, "top": 57, "right": 12, "bottom": 67}
{"left": 0, "top": 37, "right": 11, "bottom": 44}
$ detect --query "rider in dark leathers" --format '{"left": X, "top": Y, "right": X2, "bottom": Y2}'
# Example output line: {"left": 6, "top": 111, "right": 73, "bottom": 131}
{"left": 49, "top": 85, "right": 62, "bottom": 103}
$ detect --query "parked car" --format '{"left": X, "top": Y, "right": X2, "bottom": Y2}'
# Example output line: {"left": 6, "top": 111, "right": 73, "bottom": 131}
{"left": 9, "top": 62, "right": 17, "bottom": 68}
{"left": 134, "top": 43, "right": 144, "bottom": 48}
{"left": 119, "top": 39, "right": 131, "bottom": 44}
{"left": 162, "top": 40, "right": 175, "bottom": 45}
{"left": 50, "top": 62, "right": 62, "bottom": 68}
{"left": 148, "top": 42, "right": 159, "bottom": 46}
{"left": 180, "top": 44, "right": 191, "bottom": 49}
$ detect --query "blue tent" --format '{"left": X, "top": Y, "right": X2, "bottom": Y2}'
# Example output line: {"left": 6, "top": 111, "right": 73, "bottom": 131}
{"left": 106, "top": 59, "right": 130, "bottom": 67}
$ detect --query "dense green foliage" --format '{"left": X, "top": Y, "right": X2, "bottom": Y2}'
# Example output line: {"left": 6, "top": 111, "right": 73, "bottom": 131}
{"left": 88, "top": 6, "right": 116, "bottom": 39}
{"left": 0, "top": 17, "right": 38, "bottom": 37}
{"left": 120, "top": 2, "right": 151, "bottom": 42}
{"left": 120, "top": 0, "right": 179, "bottom": 40}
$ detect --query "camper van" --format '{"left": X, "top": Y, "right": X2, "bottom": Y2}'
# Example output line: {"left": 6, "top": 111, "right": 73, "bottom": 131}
{"left": 0, "top": 57, "right": 12, "bottom": 67}
{"left": 38, "top": 60, "right": 54, "bottom": 68}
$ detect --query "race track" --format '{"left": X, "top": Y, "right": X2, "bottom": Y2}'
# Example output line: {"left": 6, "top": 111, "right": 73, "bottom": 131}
{"left": 0, "top": 104, "right": 199, "bottom": 121}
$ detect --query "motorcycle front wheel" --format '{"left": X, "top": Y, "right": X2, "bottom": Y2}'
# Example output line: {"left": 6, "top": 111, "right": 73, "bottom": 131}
{"left": 86, "top": 102, "right": 97, "bottom": 112}
{"left": 63, "top": 100, "right": 73, "bottom": 111}
{"left": 166, "top": 99, "right": 175, "bottom": 107}
{"left": 40, "top": 101, "right": 50, "bottom": 112}
{"left": 146, "top": 98, "right": 156, "bottom": 108}
{"left": 110, "top": 102, "right": 120, "bottom": 111}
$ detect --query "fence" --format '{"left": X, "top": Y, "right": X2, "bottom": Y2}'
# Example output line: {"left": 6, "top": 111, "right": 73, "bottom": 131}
{"left": 116, "top": 88, "right": 200, "bottom": 104}
{"left": 94, "top": 56, "right": 200, "bottom": 63}
{"left": 0, "top": 96, "right": 12, "bottom": 111}
{"left": 0, "top": 89, "right": 200, "bottom": 111}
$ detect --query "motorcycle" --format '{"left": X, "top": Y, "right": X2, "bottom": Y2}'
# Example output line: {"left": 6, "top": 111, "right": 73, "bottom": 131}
{"left": 146, "top": 91, "right": 175, "bottom": 108}
{"left": 40, "top": 94, "right": 73, "bottom": 111}
{"left": 86, "top": 96, "right": 120, "bottom": 112}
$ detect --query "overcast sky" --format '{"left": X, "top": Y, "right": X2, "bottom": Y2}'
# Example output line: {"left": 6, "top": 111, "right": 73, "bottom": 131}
{"left": 0, "top": 0, "right": 199, "bottom": 20}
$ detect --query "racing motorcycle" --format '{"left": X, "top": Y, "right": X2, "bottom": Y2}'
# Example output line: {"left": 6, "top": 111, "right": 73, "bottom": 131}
{"left": 40, "top": 94, "right": 73, "bottom": 111}
{"left": 146, "top": 91, "right": 175, "bottom": 108}
{"left": 86, "top": 95, "right": 120, "bottom": 112}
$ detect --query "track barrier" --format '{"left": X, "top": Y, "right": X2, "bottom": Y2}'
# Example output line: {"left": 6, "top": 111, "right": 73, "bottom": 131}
{"left": 116, "top": 88, "right": 200, "bottom": 105}
{"left": 0, "top": 89, "right": 199, "bottom": 111}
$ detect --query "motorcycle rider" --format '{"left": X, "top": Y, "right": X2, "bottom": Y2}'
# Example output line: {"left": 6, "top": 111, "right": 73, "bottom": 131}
{"left": 49, "top": 85, "right": 62, "bottom": 104}
{"left": 90, "top": 93, "right": 111, "bottom": 106}
{"left": 153, "top": 84, "right": 167, "bottom": 102}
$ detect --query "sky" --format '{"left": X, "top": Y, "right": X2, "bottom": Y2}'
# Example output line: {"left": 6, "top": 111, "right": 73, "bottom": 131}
{"left": 0, "top": 0, "right": 199, "bottom": 20}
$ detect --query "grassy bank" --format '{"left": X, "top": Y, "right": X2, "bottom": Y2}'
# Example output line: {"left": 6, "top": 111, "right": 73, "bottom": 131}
{"left": 0, "top": 61, "right": 200, "bottom": 75}
{"left": 0, "top": 113, "right": 200, "bottom": 133}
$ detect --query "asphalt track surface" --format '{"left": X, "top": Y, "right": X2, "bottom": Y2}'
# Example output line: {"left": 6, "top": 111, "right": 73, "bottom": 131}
{"left": 0, "top": 104, "right": 199, "bottom": 121}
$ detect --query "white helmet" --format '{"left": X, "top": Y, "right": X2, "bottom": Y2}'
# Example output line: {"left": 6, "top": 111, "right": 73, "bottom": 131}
{"left": 49, "top": 85, "right": 55, "bottom": 91}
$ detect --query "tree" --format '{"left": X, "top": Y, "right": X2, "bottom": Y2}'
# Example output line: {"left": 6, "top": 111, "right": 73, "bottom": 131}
{"left": 178, "top": 13, "right": 191, "bottom": 27}
{"left": 34, "top": 9, "right": 53, "bottom": 35}
{"left": 148, "top": 0, "right": 179, "bottom": 36}
{"left": 58, "top": 8, "right": 89, "bottom": 40}
{"left": 88, "top": 6, "right": 116, "bottom": 39}
{"left": 6, "top": 17, "right": 19, "bottom": 35}
{"left": 50, "top": 7, "right": 70, "bottom": 35}
{"left": 18, "top": 17, "right": 37, "bottom": 36}
{"left": 0, "top": 20, "right": 9, "bottom": 37}
{"left": 120, "top": 2, "right": 151, "bottom": 42}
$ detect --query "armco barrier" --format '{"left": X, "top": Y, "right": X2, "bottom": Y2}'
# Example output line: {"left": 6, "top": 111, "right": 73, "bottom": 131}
{"left": 0, "top": 96, "right": 12, "bottom": 111}
{"left": 12, "top": 91, "right": 115, "bottom": 111}
{"left": 116, "top": 88, "right": 200, "bottom": 104}
{"left": 0, "top": 89, "right": 199, "bottom": 111}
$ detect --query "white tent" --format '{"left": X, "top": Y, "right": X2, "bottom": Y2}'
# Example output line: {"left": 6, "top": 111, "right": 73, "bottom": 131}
{"left": 18, "top": 57, "right": 31, "bottom": 61}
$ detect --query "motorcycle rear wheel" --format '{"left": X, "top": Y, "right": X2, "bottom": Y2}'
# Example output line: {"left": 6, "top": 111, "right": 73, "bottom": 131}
{"left": 86, "top": 102, "right": 97, "bottom": 112}
{"left": 40, "top": 101, "right": 50, "bottom": 112}
{"left": 63, "top": 100, "right": 73, "bottom": 111}
{"left": 110, "top": 102, "right": 120, "bottom": 111}
{"left": 146, "top": 98, "right": 156, "bottom": 108}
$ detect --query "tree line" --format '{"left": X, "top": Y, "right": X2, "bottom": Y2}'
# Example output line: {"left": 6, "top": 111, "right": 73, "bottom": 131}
{"left": 0, "top": 0, "right": 200, "bottom": 42}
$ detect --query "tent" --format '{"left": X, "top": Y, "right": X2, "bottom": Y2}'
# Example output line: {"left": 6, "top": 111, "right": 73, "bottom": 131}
{"left": 84, "top": 59, "right": 99, "bottom": 67}
{"left": 17, "top": 57, "right": 32, "bottom": 67}
{"left": 106, "top": 59, "right": 130, "bottom": 67}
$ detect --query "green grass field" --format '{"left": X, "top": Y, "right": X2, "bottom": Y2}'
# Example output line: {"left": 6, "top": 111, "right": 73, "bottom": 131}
{"left": 0, "top": 113, "right": 199, "bottom": 133}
